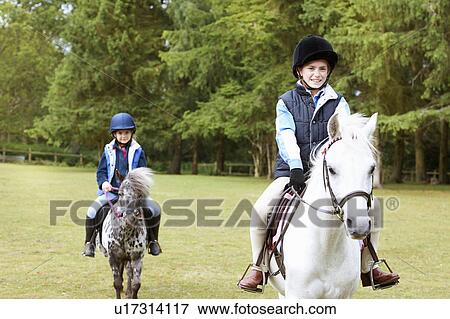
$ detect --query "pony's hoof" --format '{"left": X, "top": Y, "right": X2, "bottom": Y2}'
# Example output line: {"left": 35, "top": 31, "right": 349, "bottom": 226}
{"left": 82, "top": 242, "right": 95, "bottom": 257}
{"left": 148, "top": 241, "right": 161, "bottom": 256}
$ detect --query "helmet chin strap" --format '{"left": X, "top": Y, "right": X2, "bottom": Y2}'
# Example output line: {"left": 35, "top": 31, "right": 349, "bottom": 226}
{"left": 118, "top": 140, "right": 131, "bottom": 147}
{"left": 297, "top": 68, "right": 331, "bottom": 93}
{"left": 300, "top": 76, "right": 329, "bottom": 92}
{"left": 112, "top": 133, "right": 134, "bottom": 147}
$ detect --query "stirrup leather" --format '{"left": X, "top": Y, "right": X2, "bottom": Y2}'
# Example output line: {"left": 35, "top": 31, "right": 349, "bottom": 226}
{"left": 237, "top": 264, "right": 267, "bottom": 294}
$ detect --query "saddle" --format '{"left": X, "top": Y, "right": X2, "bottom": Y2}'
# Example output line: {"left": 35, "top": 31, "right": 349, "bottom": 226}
{"left": 259, "top": 187, "right": 303, "bottom": 279}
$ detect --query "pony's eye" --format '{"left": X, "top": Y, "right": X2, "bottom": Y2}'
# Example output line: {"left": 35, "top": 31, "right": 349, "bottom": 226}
{"left": 369, "top": 165, "right": 375, "bottom": 175}
{"left": 328, "top": 167, "right": 336, "bottom": 175}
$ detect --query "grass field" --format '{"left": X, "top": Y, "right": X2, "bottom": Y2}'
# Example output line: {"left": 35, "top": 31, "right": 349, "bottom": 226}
{"left": 0, "top": 163, "right": 449, "bottom": 299}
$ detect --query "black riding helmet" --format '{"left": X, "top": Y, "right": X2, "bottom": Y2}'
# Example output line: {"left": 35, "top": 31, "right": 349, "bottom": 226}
{"left": 292, "top": 35, "right": 338, "bottom": 78}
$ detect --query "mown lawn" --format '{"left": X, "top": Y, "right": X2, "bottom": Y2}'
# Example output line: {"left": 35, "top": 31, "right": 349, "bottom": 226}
{"left": 0, "top": 163, "right": 448, "bottom": 298}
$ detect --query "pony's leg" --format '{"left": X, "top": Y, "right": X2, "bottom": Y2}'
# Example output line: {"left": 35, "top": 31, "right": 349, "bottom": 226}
{"left": 110, "top": 256, "right": 124, "bottom": 299}
{"left": 126, "top": 261, "right": 133, "bottom": 299}
{"left": 130, "top": 259, "right": 143, "bottom": 299}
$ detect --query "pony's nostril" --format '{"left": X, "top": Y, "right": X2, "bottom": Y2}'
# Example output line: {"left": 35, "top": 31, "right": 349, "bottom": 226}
{"left": 346, "top": 218, "right": 353, "bottom": 229}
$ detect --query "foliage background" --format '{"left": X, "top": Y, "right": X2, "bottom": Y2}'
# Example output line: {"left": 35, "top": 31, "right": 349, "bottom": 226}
{"left": 0, "top": 0, "right": 449, "bottom": 182}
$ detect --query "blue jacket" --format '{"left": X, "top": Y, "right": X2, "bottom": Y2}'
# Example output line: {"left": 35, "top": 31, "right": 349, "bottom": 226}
{"left": 96, "top": 139, "right": 147, "bottom": 195}
{"left": 274, "top": 83, "right": 350, "bottom": 177}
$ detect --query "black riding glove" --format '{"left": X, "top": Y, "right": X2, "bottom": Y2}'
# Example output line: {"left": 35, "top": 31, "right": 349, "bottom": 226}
{"left": 289, "top": 168, "right": 306, "bottom": 192}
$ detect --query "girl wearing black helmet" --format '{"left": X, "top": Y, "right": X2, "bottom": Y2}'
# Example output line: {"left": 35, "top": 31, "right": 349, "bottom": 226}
{"left": 238, "top": 35, "right": 399, "bottom": 292}
{"left": 82, "top": 113, "right": 162, "bottom": 258}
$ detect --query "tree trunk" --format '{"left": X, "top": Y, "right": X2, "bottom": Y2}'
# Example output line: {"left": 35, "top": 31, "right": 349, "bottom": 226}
{"left": 70, "top": 141, "right": 81, "bottom": 154}
{"left": 192, "top": 138, "right": 198, "bottom": 175}
{"left": 169, "top": 134, "right": 182, "bottom": 174}
{"left": 97, "top": 141, "right": 103, "bottom": 160}
{"left": 439, "top": 119, "right": 448, "bottom": 184}
{"left": 392, "top": 135, "right": 404, "bottom": 183}
{"left": 252, "top": 152, "right": 261, "bottom": 178}
{"left": 249, "top": 134, "right": 264, "bottom": 178}
{"left": 215, "top": 132, "right": 225, "bottom": 175}
{"left": 415, "top": 127, "right": 426, "bottom": 183}
{"left": 373, "top": 129, "right": 383, "bottom": 188}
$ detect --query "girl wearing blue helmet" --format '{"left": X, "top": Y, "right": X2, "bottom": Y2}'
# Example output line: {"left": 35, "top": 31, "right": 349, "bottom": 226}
{"left": 82, "top": 113, "right": 162, "bottom": 257}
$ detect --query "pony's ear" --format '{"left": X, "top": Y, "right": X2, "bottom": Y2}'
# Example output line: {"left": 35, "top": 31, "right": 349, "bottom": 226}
{"left": 115, "top": 168, "right": 125, "bottom": 182}
{"left": 327, "top": 113, "right": 341, "bottom": 140}
{"left": 363, "top": 113, "right": 378, "bottom": 139}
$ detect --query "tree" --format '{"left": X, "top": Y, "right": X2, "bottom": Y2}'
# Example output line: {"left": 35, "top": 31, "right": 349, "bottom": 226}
{"left": 30, "top": 0, "right": 171, "bottom": 156}
{"left": 301, "top": 0, "right": 450, "bottom": 183}
{"left": 163, "top": 0, "right": 304, "bottom": 177}
{"left": 0, "top": 1, "right": 63, "bottom": 143}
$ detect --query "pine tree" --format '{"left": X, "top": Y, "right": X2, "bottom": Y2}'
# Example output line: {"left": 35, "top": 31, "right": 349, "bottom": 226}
{"left": 31, "top": 0, "right": 171, "bottom": 156}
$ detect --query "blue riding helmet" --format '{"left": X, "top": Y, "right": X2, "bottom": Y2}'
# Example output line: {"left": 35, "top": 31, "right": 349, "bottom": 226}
{"left": 109, "top": 113, "right": 136, "bottom": 133}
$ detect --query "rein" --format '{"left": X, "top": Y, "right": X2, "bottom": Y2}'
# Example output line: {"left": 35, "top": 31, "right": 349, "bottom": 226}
{"left": 105, "top": 187, "right": 122, "bottom": 218}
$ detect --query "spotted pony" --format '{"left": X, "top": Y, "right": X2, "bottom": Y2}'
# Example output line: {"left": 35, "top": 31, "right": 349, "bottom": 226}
{"left": 99, "top": 167, "right": 153, "bottom": 299}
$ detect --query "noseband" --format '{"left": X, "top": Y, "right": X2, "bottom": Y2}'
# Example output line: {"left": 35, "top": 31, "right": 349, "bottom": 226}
{"left": 320, "top": 137, "right": 373, "bottom": 221}
{"left": 105, "top": 188, "right": 141, "bottom": 220}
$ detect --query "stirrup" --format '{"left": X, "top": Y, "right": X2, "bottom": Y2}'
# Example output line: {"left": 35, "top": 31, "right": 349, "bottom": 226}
{"left": 369, "top": 259, "right": 399, "bottom": 290}
{"left": 237, "top": 263, "right": 267, "bottom": 294}
{"left": 148, "top": 240, "right": 161, "bottom": 255}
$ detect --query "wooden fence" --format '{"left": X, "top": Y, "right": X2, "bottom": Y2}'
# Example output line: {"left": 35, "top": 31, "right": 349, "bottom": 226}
{"left": 1, "top": 147, "right": 84, "bottom": 165}
{"left": 196, "top": 162, "right": 254, "bottom": 176}
{"left": 399, "top": 170, "right": 449, "bottom": 183}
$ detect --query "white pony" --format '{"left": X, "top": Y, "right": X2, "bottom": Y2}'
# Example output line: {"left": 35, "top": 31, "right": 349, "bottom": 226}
{"left": 268, "top": 112, "right": 378, "bottom": 298}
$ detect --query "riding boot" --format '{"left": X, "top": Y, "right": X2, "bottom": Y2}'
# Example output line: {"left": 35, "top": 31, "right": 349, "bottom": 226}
{"left": 82, "top": 217, "right": 96, "bottom": 257}
{"left": 238, "top": 266, "right": 264, "bottom": 292}
{"left": 148, "top": 224, "right": 161, "bottom": 256}
{"left": 143, "top": 208, "right": 162, "bottom": 256}
{"left": 361, "top": 268, "right": 400, "bottom": 288}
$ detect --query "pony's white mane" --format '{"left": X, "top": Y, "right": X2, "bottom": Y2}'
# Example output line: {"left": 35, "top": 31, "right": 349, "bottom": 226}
{"left": 124, "top": 167, "right": 154, "bottom": 198}
{"left": 309, "top": 113, "right": 377, "bottom": 178}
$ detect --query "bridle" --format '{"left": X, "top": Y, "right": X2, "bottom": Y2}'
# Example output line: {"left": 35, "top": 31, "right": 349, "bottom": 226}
{"left": 105, "top": 187, "right": 142, "bottom": 220}
{"left": 294, "top": 137, "right": 373, "bottom": 222}
{"left": 321, "top": 137, "right": 373, "bottom": 221}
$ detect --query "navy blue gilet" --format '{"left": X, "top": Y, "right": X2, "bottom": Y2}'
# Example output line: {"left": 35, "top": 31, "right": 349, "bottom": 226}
{"left": 274, "top": 84, "right": 342, "bottom": 178}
